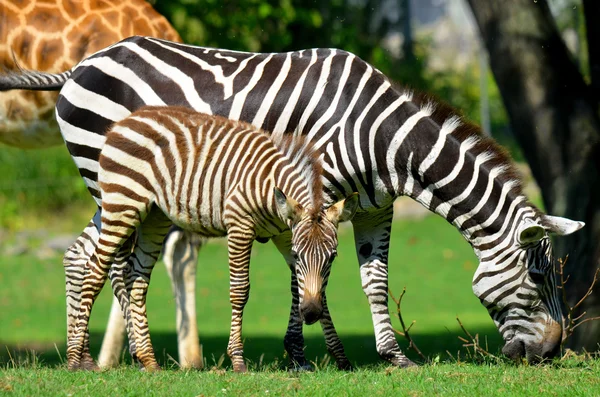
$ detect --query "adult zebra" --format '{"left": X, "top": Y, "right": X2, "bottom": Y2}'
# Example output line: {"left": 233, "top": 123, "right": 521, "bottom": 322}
{"left": 0, "top": 36, "right": 584, "bottom": 366}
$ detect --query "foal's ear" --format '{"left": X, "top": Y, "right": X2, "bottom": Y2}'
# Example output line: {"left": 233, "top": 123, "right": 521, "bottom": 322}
{"left": 326, "top": 192, "right": 359, "bottom": 225}
{"left": 274, "top": 187, "right": 304, "bottom": 223}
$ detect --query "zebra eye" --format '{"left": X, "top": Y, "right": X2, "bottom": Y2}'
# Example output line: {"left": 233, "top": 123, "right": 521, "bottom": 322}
{"left": 290, "top": 249, "right": 298, "bottom": 260}
{"left": 329, "top": 250, "right": 338, "bottom": 263}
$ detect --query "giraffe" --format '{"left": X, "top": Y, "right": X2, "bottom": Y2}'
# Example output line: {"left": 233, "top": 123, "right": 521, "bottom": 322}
{"left": 0, "top": 0, "right": 182, "bottom": 148}
{"left": 0, "top": 0, "right": 193, "bottom": 368}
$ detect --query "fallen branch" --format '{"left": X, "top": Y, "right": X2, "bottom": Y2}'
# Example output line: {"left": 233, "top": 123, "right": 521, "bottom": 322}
{"left": 455, "top": 317, "right": 499, "bottom": 361}
{"left": 389, "top": 287, "right": 427, "bottom": 362}
{"left": 557, "top": 256, "right": 600, "bottom": 350}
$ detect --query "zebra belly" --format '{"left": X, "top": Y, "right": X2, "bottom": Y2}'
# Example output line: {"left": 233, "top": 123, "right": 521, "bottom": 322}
{"left": 161, "top": 202, "right": 228, "bottom": 239}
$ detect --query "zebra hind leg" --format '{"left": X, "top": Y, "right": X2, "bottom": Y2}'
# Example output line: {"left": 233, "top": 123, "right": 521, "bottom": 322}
{"left": 162, "top": 227, "right": 205, "bottom": 369}
{"left": 63, "top": 215, "right": 100, "bottom": 370}
{"left": 107, "top": 235, "right": 139, "bottom": 366}
{"left": 124, "top": 207, "right": 172, "bottom": 371}
{"left": 352, "top": 207, "right": 416, "bottom": 368}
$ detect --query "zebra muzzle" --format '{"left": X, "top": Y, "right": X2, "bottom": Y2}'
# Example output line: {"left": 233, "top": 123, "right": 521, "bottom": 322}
{"left": 300, "top": 295, "right": 323, "bottom": 325}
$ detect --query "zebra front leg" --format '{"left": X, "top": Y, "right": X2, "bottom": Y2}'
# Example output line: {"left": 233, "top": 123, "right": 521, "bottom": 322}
{"left": 225, "top": 229, "right": 254, "bottom": 373}
{"left": 283, "top": 272, "right": 310, "bottom": 370}
{"left": 352, "top": 207, "right": 415, "bottom": 368}
{"left": 163, "top": 228, "right": 205, "bottom": 369}
{"left": 125, "top": 208, "right": 172, "bottom": 371}
{"left": 270, "top": 233, "right": 310, "bottom": 370}
{"left": 319, "top": 292, "right": 352, "bottom": 370}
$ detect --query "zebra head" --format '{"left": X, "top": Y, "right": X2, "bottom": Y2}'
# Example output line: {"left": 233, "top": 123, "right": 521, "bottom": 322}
{"left": 275, "top": 188, "right": 359, "bottom": 325}
{"left": 472, "top": 212, "right": 584, "bottom": 363}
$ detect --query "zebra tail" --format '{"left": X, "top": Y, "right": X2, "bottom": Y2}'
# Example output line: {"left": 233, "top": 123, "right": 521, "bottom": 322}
{"left": 0, "top": 68, "right": 71, "bottom": 91}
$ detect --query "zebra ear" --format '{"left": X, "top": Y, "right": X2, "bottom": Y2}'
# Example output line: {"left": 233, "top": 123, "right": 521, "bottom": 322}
{"left": 274, "top": 187, "right": 303, "bottom": 223}
{"left": 542, "top": 215, "right": 585, "bottom": 236}
{"left": 326, "top": 192, "right": 359, "bottom": 225}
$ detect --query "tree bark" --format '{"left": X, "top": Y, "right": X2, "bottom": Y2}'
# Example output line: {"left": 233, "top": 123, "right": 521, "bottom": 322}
{"left": 466, "top": 0, "right": 600, "bottom": 351}
{"left": 583, "top": 0, "right": 600, "bottom": 98}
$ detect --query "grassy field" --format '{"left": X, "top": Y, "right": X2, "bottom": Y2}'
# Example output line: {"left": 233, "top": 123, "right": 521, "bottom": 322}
{"left": 1, "top": 207, "right": 599, "bottom": 394}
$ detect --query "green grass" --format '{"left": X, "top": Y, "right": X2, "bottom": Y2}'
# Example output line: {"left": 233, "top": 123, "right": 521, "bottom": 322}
{"left": 1, "top": 361, "right": 599, "bottom": 396}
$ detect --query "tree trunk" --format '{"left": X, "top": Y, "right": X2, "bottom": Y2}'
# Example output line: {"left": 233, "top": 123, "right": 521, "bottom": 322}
{"left": 466, "top": 0, "right": 600, "bottom": 352}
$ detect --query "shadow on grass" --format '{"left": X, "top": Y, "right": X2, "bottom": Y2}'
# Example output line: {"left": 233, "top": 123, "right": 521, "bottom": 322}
{"left": 0, "top": 325, "right": 503, "bottom": 369}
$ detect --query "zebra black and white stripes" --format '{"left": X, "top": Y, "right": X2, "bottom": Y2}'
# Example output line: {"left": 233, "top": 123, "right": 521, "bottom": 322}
{"left": 69, "top": 106, "right": 358, "bottom": 371}
{"left": 0, "top": 36, "right": 585, "bottom": 366}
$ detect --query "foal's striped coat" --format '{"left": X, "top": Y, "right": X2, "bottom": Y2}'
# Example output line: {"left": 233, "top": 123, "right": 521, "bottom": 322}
{"left": 69, "top": 106, "right": 358, "bottom": 372}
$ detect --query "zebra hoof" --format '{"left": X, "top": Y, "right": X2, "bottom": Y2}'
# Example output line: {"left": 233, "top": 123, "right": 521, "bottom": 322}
{"left": 233, "top": 362, "right": 248, "bottom": 373}
{"left": 288, "top": 363, "right": 313, "bottom": 372}
{"left": 336, "top": 360, "right": 354, "bottom": 371}
{"left": 393, "top": 357, "right": 417, "bottom": 368}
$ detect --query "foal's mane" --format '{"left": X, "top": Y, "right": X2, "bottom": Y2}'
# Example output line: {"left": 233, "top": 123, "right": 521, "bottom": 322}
{"left": 269, "top": 133, "right": 324, "bottom": 214}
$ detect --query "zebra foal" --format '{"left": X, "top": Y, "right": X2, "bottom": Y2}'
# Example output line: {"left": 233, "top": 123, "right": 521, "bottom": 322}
{"left": 69, "top": 106, "right": 358, "bottom": 372}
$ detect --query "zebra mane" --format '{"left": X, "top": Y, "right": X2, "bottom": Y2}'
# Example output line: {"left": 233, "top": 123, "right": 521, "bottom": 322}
{"left": 269, "top": 133, "right": 324, "bottom": 215}
{"left": 406, "top": 87, "right": 531, "bottom": 206}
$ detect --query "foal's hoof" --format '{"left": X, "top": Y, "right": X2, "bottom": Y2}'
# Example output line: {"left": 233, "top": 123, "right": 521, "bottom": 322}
{"left": 67, "top": 360, "right": 100, "bottom": 371}
{"left": 140, "top": 363, "right": 162, "bottom": 372}
{"left": 233, "top": 362, "right": 248, "bottom": 373}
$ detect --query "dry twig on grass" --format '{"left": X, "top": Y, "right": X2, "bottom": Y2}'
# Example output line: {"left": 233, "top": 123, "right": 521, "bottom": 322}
{"left": 556, "top": 256, "right": 600, "bottom": 350}
{"left": 389, "top": 287, "right": 427, "bottom": 362}
{"left": 455, "top": 317, "right": 500, "bottom": 361}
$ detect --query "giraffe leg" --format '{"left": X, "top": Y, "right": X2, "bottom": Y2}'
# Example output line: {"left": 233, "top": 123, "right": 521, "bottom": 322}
{"left": 163, "top": 228, "right": 205, "bottom": 369}
{"left": 319, "top": 292, "right": 352, "bottom": 370}
{"left": 225, "top": 229, "right": 254, "bottom": 373}
{"left": 352, "top": 206, "right": 416, "bottom": 368}
{"left": 125, "top": 207, "right": 172, "bottom": 371}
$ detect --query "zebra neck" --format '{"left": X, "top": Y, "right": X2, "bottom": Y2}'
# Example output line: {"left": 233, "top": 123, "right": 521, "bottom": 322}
{"left": 386, "top": 102, "right": 528, "bottom": 245}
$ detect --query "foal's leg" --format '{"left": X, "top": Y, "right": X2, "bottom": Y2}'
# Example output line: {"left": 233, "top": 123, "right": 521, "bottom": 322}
{"left": 271, "top": 233, "right": 350, "bottom": 370}
{"left": 224, "top": 227, "right": 254, "bottom": 373}
{"left": 124, "top": 207, "right": 172, "bottom": 371}
{"left": 319, "top": 292, "right": 352, "bottom": 370}
{"left": 352, "top": 206, "right": 415, "bottom": 367}
{"left": 270, "top": 233, "right": 309, "bottom": 369}
{"left": 163, "top": 227, "right": 205, "bottom": 369}
{"left": 67, "top": 206, "right": 140, "bottom": 371}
